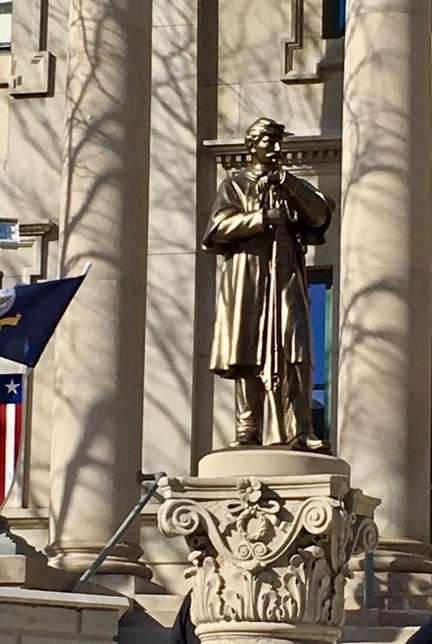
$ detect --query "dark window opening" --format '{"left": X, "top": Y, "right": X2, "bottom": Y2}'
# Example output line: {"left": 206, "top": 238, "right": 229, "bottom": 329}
{"left": 308, "top": 269, "right": 333, "bottom": 440}
{"left": 322, "top": 0, "right": 346, "bottom": 39}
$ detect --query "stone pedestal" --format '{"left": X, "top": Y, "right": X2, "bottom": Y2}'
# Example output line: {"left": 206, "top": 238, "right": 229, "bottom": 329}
{"left": 158, "top": 449, "right": 379, "bottom": 644}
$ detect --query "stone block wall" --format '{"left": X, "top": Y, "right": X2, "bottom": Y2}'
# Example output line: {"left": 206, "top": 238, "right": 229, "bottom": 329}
{"left": 0, "top": 589, "right": 129, "bottom": 644}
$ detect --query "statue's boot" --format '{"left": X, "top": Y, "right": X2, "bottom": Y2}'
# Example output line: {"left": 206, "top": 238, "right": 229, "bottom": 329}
{"left": 230, "top": 427, "right": 261, "bottom": 448}
{"left": 291, "top": 430, "right": 331, "bottom": 454}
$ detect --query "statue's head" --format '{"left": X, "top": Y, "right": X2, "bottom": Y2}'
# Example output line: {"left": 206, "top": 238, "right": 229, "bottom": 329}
{"left": 245, "top": 117, "right": 285, "bottom": 167}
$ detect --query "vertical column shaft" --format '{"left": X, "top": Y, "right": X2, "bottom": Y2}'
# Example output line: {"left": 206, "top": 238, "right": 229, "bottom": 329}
{"left": 338, "top": 0, "right": 432, "bottom": 540}
{"left": 48, "top": 0, "right": 152, "bottom": 574}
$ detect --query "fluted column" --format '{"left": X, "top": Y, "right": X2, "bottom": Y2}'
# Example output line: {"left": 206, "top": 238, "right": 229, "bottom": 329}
{"left": 338, "top": 0, "right": 431, "bottom": 545}
{"left": 47, "top": 0, "right": 152, "bottom": 576}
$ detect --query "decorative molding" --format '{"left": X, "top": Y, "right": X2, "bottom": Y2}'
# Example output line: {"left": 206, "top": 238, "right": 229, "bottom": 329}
{"left": 281, "top": 0, "right": 306, "bottom": 79}
{"left": 0, "top": 220, "right": 57, "bottom": 288}
{"left": 18, "top": 220, "right": 57, "bottom": 283}
{"left": 10, "top": 51, "right": 55, "bottom": 96}
{"left": 280, "top": 0, "right": 343, "bottom": 84}
{"left": 9, "top": 2, "right": 55, "bottom": 97}
{"left": 20, "top": 222, "right": 54, "bottom": 237}
{"left": 159, "top": 472, "right": 379, "bottom": 643}
{"left": 203, "top": 137, "right": 341, "bottom": 173}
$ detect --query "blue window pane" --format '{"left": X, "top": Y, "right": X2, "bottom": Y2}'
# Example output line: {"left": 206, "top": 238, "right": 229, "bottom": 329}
{"left": 308, "top": 269, "right": 333, "bottom": 440}
{"left": 309, "top": 283, "right": 326, "bottom": 385}
{"left": 312, "top": 390, "right": 325, "bottom": 406}
{"left": 339, "top": 0, "right": 346, "bottom": 29}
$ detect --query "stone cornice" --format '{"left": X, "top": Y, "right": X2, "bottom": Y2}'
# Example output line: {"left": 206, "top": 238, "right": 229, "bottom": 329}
{"left": 19, "top": 220, "right": 56, "bottom": 237}
{"left": 203, "top": 136, "right": 342, "bottom": 171}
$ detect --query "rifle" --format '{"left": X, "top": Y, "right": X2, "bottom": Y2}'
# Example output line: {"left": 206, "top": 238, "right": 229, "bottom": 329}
{"left": 260, "top": 173, "right": 288, "bottom": 443}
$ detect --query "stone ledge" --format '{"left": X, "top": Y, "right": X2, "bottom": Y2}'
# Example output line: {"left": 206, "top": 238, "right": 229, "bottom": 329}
{"left": 340, "top": 625, "right": 419, "bottom": 643}
{"left": 0, "top": 587, "right": 130, "bottom": 613}
{"left": 0, "top": 588, "right": 130, "bottom": 644}
{"left": 345, "top": 608, "right": 431, "bottom": 627}
{"left": 0, "top": 555, "right": 120, "bottom": 596}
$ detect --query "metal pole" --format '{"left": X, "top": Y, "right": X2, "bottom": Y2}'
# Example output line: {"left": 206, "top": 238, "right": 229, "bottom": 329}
{"left": 72, "top": 471, "right": 166, "bottom": 593}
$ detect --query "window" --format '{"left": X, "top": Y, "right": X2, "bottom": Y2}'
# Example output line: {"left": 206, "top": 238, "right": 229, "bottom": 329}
{"left": 0, "top": 0, "right": 12, "bottom": 50}
{"left": 308, "top": 269, "right": 333, "bottom": 439}
{"left": 322, "top": 0, "right": 346, "bottom": 39}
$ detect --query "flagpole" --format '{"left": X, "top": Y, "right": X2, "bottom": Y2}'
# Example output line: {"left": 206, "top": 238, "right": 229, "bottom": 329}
{"left": 81, "top": 261, "right": 92, "bottom": 276}
{"left": 20, "top": 366, "right": 32, "bottom": 508}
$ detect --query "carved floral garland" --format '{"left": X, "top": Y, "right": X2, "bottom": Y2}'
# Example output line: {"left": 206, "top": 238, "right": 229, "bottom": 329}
{"left": 158, "top": 477, "right": 378, "bottom": 629}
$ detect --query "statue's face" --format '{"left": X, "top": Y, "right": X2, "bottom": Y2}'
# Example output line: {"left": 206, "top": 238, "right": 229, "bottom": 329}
{"left": 251, "top": 131, "right": 282, "bottom": 166}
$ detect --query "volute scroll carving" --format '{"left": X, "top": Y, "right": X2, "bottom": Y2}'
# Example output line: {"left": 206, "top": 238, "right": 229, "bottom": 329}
{"left": 158, "top": 474, "right": 379, "bottom": 642}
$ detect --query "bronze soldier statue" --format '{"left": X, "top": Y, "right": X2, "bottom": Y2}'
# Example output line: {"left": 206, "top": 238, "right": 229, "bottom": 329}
{"left": 203, "top": 117, "right": 334, "bottom": 451}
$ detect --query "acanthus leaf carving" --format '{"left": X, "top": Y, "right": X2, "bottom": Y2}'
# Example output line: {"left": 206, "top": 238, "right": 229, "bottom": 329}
{"left": 158, "top": 475, "right": 379, "bottom": 636}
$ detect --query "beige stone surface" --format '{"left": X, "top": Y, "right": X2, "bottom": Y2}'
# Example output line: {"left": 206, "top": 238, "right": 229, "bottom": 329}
{"left": 338, "top": 0, "right": 432, "bottom": 542}
{"left": 199, "top": 448, "right": 350, "bottom": 478}
{"left": 0, "top": 95, "right": 64, "bottom": 222}
{"left": 153, "top": 0, "right": 197, "bottom": 27}
{"left": 218, "top": 0, "right": 292, "bottom": 85}
{"left": 49, "top": 0, "right": 152, "bottom": 576}
{"left": 140, "top": 504, "right": 190, "bottom": 594}
{"left": 0, "top": 588, "right": 128, "bottom": 644}
{"left": 143, "top": 2, "right": 199, "bottom": 481}
{"left": 0, "top": 603, "right": 77, "bottom": 633}
{"left": 239, "top": 81, "right": 326, "bottom": 137}
{"left": 142, "top": 252, "right": 195, "bottom": 477}
{"left": 148, "top": 22, "right": 198, "bottom": 255}
{"left": 0, "top": 520, "right": 49, "bottom": 557}
{"left": 0, "top": 56, "right": 10, "bottom": 161}
{"left": 217, "top": 84, "right": 241, "bottom": 139}
{"left": 134, "top": 594, "right": 184, "bottom": 627}
{"left": 79, "top": 609, "right": 119, "bottom": 637}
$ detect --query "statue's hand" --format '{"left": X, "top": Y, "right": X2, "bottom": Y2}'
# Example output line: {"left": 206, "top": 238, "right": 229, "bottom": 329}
{"left": 257, "top": 171, "right": 282, "bottom": 193}
{"left": 263, "top": 207, "right": 286, "bottom": 226}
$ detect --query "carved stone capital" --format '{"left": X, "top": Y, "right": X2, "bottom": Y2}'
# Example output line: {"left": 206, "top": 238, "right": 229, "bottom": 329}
{"left": 158, "top": 462, "right": 379, "bottom": 644}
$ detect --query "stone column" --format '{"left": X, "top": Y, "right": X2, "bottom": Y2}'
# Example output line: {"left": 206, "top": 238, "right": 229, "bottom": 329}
{"left": 47, "top": 0, "right": 153, "bottom": 579}
{"left": 338, "top": 0, "right": 431, "bottom": 547}
{"left": 158, "top": 450, "right": 379, "bottom": 644}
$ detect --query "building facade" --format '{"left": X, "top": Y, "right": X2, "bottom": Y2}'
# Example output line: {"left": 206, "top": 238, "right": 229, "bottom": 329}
{"left": 0, "top": 0, "right": 431, "bottom": 640}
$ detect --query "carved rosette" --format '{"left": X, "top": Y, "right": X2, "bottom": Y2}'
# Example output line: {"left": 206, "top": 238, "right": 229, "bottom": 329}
{"left": 158, "top": 476, "right": 378, "bottom": 644}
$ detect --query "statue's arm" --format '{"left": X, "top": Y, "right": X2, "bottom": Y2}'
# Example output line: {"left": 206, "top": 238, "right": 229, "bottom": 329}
{"left": 283, "top": 174, "right": 335, "bottom": 229}
{"left": 203, "top": 179, "right": 265, "bottom": 249}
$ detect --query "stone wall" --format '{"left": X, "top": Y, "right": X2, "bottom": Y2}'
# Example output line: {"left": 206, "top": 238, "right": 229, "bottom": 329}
{"left": 0, "top": 588, "right": 128, "bottom": 644}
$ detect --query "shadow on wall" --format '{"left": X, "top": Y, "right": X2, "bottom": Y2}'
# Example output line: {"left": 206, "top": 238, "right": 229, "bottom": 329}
{"left": 47, "top": 0, "right": 152, "bottom": 543}
{"left": 336, "top": 7, "right": 431, "bottom": 543}
{"left": 0, "top": 1, "right": 71, "bottom": 510}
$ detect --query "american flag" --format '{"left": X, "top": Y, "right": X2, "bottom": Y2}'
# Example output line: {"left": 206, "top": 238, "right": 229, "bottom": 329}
{"left": 0, "top": 374, "right": 22, "bottom": 503}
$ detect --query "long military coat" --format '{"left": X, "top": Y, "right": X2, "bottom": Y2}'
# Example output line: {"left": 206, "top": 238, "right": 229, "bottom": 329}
{"left": 202, "top": 167, "right": 332, "bottom": 379}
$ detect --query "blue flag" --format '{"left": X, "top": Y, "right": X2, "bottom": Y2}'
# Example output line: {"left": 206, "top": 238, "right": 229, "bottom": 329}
{"left": 0, "top": 275, "right": 85, "bottom": 368}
